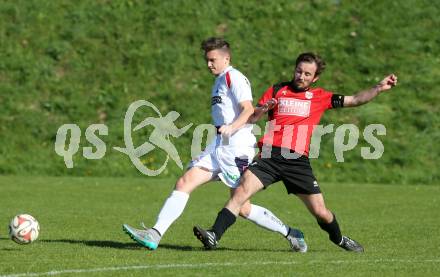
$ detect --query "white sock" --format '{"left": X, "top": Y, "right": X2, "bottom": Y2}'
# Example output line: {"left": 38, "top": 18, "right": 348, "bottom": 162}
{"left": 246, "top": 204, "right": 290, "bottom": 237}
{"left": 152, "top": 190, "right": 189, "bottom": 236}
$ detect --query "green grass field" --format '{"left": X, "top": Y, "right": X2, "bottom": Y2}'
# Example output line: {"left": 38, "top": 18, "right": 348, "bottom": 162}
{"left": 1, "top": 1, "right": 439, "bottom": 276}
{"left": 1, "top": 176, "right": 439, "bottom": 276}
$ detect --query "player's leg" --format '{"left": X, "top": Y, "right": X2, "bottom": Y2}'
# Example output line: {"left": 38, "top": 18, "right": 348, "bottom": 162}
{"left": 123, "top": 166, "right": 213, "bottom": 250}
{"left": 237, "top": 194, "right": 289, "bottom": 236}
{"left": 238, "top": 193, "right": 290, "bottom": 239}
{"left": 152, "top": 166, "right": 214, "bottom": 235}
{"left": 231, "top": 153, "right": 308, "bottom": 252}
{"left": 239, "top": 197, "right": 307, "bottom": 252}
{"left": 194, "top": 169, "right": 264, "bottom": 249}
{"left": 297, "top": 193, "right": 363, "bottom": 252}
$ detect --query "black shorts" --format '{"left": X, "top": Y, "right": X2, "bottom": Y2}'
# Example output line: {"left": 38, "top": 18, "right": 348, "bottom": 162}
{"left": 247, "top": 147, "right": 321, "bottom": 195}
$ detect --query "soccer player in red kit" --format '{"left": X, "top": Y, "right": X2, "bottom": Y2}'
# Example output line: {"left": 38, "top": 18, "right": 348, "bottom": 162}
{"left": 194, "top": 52, "right": 398, "bottom": 252}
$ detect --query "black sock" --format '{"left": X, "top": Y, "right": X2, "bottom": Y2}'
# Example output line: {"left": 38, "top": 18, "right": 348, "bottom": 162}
{"left": 211, "top": 208, "right": 237, "bottom": 240}
{"left": 317, "top": 213, "right": 343, "bottom": 245}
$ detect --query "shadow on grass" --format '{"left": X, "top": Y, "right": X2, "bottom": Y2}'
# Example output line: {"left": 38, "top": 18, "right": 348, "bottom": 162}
{"left": 1, "top": 248, "right": 22, "bottom": 252}
{"left": 160, "top": 244, "right": 293, "bottom": 253}
{"left": 39, "top": 239, "right": 292, "bottom": 252}
{"left": 41, "top": 239, "right": 202, "bottom": 251}
{"left": 0, "top": 237, "right": 23, "bottom": 251}
{"left": 41, "top": 239, "right": 144, "bottom": 250}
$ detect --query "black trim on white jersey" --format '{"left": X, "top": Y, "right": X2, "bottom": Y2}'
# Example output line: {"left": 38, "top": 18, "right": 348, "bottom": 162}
{"left": 211, "top": 96, "right": 222, "bottom": 106}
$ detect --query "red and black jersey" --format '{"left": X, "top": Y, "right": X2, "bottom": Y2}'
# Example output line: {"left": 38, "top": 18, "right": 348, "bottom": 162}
{"left": 257, "top": 82, "right": 343, "bottom": 156}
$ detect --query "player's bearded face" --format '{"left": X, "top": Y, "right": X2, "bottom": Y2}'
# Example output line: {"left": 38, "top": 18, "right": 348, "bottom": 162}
{"left": 205, "top": 49, "right": 230, "bottom": 76}
{"left": 293, "top": 62, "right": 319, "bottom": 90}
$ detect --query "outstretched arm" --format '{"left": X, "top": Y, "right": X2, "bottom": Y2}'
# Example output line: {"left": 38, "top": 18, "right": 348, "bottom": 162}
{"left": 343, "top": 74, "right": 398, "bottom": 107}
{"left": 248, "top": 98, "right": 277, "bottom": 123}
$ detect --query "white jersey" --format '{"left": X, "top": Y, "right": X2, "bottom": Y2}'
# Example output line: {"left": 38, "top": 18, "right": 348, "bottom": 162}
{"left": 211, "top": 66, "right": 256, "bottom": 146}
{"left": 189, "top": 66, "right": 256, "bottom": 188}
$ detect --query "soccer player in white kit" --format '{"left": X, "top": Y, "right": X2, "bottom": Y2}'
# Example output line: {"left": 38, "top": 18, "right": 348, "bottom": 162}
{"left": 122, "top": 37, "right": 306, "bottom": 252}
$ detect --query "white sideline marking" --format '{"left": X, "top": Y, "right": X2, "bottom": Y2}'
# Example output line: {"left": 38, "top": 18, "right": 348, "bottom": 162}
{"left": 1, "top": 259, "right": 439, "bottom": 277}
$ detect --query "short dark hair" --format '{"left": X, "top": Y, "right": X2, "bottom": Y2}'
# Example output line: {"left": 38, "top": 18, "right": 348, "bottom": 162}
{"left": 201, "top": 37, "right": 230, "bottom": 54}
{"left": 295, "top": 52, "right": 326, "bottom": 76}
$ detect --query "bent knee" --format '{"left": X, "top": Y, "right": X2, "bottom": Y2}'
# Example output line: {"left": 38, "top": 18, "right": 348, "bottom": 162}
{"left": 238, "top": 203, "right": 252, "bottom": 218}
{"left": 312, "top": 207, "right": 332, "bottom": 222}
{"left": 175, "top": 177, "right": 190, "bottom": 192}
{"left": 233, "top": 185, "right": 252, "bottom": 202}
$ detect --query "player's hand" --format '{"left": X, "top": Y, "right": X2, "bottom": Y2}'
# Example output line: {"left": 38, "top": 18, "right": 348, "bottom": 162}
{"left": 218, "top": 124, "right": 235, "bottom": 137}
{"left": 377, "top": 74, "right": 398, "bottom": 92}
{"left": 262, "top": 98, "right": 278, "bottom": 112}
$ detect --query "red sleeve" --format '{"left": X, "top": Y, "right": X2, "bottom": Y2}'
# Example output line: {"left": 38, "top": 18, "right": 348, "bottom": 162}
{"left": 320, "top": 88, "right": 334, "bottom": 110}
{"left": 257, "top": 86, "right": 274, "bottom": 106}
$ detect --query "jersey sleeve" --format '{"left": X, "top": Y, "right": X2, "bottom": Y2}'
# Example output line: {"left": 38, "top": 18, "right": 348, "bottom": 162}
{"left": 321, "top": 89, "right": 333, "bottom": 110}
{"left": 319, "top": 88, "right": 332, "bottom": 110}
{"left": 228, "top": 71, "right": 253, "bottom": 103}
{"left": 257, "top": 86, "right": 274, "bottom": 107}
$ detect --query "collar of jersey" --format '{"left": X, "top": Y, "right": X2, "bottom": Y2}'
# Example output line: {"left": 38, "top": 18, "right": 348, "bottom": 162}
{"left": 218, "top": 66, "right": 233, "bottom": 77}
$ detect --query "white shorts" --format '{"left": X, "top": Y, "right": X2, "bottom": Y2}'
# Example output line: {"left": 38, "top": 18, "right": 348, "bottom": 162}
{"left": 189, "top": 136, "right": 256, "bottom": 188}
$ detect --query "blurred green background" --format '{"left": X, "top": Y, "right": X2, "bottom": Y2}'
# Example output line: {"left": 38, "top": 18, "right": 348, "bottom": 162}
{"left": 1, "top": 0, "right": 439, "bottom": 184}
